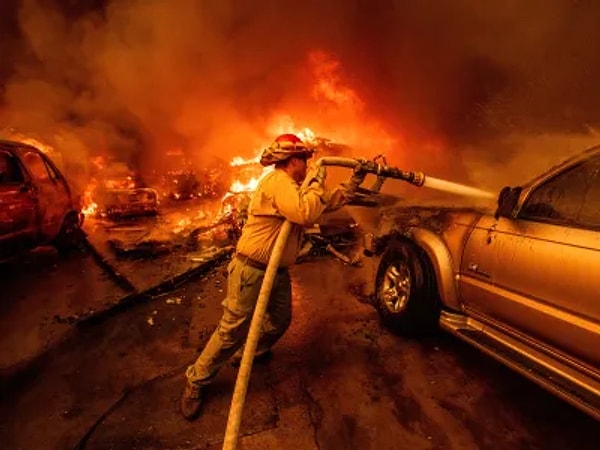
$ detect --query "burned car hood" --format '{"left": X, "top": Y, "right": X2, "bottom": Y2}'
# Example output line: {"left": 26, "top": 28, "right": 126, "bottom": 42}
{"left": 352, "top": 197, "right": 495, "bottom": 238}
{"left": 381, "top": 204, "right": 490, "bottom": 235}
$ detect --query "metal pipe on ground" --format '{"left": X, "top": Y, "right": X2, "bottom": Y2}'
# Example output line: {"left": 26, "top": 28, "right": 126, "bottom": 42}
{"left": 221, "top": 157, "right": 425, "bottom": 450}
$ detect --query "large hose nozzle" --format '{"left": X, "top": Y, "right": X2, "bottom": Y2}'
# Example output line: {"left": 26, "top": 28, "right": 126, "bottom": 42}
{"left": 311, "top": 156, "right": 426, "bottom": 188}
{"left": 354, "top": 159, "right": 425, "bottom": 187}
{"left": 312, "top": 156, "right": 426, "bottom": 187}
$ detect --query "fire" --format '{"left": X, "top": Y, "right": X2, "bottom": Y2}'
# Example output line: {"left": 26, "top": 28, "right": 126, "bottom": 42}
{"left": 265, "top": 51, "right": 399, "bottom": 159}
{"left": 309, "top": 51, "right": 364, "bottom": 110}
{"left": 297, "top": 127, "right": 316, "bottom": 143}
{"left": 230, "top": 177, "right": 261, "bottom": 193}
{"left": 170, "top": 209, "right": 211, "bottom": 234}
{"left": 21, "top": 137, "right": 54, "bottom": 154}
{"left": 227, "top": 152, "right": 275, "bottom": 194}
{"left": 3, "top": 132, "right": 55, "bottom": 155}
{"left": 85, "top": 51, "right": 400, "bottom": 228}
{"left": 224, "top": 124, "right": 326, "bottom": 198}
{"left": 80, "top": 178, "right": 99, "bottom": 216}
{"left": 172, "top": 217, "right": 192, "bottom": 234}
{"left": 231, "top": 155, "right": 260, "bottom": 166}
{"left": 81, "top": 199, "right": 98, "bottom": 216}
{"left": 267, "top": 116, "right": 319, "bottom": 146}
{"left": 104, "top": 176, "right": 136, "bottom": 190}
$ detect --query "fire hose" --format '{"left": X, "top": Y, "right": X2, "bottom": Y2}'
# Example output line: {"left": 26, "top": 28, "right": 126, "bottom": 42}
{"left": 222, "top": 156, "right": 425, "bottom": 450}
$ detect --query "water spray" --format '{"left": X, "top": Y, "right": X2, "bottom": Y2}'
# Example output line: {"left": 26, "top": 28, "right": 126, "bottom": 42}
{"left": 221, "top": 156, "right": 491, "bottom": 450}
{"left": 347, "top": 156, "right": 494, "bottom": 200}
{"left": 421, "top": 176, "right": 495, "bottom": 199}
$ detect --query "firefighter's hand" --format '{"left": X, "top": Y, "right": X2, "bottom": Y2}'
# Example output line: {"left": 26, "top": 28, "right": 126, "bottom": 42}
{"left": 306, "top": 165, "right": 327, "bottom": 187}
{"left": 348, "top": 164, "right": 367, "bottom": 190}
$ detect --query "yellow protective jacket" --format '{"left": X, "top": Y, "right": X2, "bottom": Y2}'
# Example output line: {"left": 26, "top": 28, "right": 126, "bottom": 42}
{"left": 235, "top": 168, "right": 348, "bottom": 267}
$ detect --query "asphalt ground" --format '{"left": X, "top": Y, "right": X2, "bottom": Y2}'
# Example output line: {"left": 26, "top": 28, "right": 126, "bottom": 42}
{"left": 0, "top": 257, "right": 596, "bottom": 450}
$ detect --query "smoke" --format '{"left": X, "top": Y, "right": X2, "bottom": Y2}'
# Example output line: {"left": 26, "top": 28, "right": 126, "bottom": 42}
{"left": 2, "top": 0, "right": 600, "bottom": 193}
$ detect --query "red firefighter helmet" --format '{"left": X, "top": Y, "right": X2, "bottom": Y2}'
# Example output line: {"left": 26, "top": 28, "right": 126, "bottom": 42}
{"left": 260, "top": 133, "right": 314, "bottom": 166}
{"left": 274, "top": 133, "right": 303, "bottom": 147}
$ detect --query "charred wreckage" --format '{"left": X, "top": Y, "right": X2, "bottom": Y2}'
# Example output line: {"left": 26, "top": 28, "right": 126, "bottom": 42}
{"left": 158, "top": 154, "right": 417, "bottom": 265}
{"left": 1, "top": 133, "right": 420, "bottom": 268}
{"left": 78, "top": 139, "right": 410, "bottom": 266}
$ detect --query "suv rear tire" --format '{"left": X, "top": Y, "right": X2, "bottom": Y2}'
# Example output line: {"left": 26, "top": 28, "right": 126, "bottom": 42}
{"left": 53, "top": 211, "right": 85, "bottom": 253}
{"left": 374, "top": 241, "right": 440, "bottom": 336}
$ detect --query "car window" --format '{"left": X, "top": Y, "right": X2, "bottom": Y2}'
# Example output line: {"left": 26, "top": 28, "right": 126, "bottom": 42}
{"left": 519, "top": 154, "right": 600, "bottom": 229}
{"left": 578, "top": 165, "right": 600, "bottom": 229}
{"left": 41, "top": 155, "right": 61, "bottom": 182}
{"left": 21, "top": 150, "right": 52, "bottom": 181}
{"left": 0, "top": 151, "right": 25, "bottom": 184}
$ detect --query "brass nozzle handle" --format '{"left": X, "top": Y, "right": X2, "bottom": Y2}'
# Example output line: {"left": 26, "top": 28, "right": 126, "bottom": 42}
{"left": 353, "top": 159, "right": 425, "bottom": 187}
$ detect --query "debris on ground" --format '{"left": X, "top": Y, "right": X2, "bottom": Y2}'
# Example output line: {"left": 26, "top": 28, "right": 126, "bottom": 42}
{"left": 297, "top": 218, "right": 363, "bottom": 266}
{"left": 108, "top": 239, "right": 173, "bottom": 258}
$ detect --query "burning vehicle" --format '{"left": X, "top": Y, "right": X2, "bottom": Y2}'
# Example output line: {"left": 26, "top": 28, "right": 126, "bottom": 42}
{"left": 84, "top": 160, "right": 158, "bottom": 219}
{"left": 357, "top": 145, "right": 600, "bottom": 421}
{"left": 0, "top": 139, "right": 83, "bottom": 259}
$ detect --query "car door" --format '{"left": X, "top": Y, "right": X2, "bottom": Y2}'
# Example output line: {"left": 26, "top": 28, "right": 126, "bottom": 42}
{"left": 0, "top": 150, "right": 38, "bottom": 257}
{"left": 18, "top": 148, "right": 71, "bottom": 240}
{"left": 460, "top": 155, "right": 600, "bottom": 368}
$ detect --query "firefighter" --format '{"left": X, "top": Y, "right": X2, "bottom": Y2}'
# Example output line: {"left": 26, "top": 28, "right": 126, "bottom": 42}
{"left": 180, "top": 133, "right": 365, "bottom": 419}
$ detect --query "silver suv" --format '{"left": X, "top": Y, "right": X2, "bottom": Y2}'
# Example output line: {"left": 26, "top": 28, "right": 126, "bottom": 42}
{"left": 359, "top": 146, "right": 600, "bottom": 421}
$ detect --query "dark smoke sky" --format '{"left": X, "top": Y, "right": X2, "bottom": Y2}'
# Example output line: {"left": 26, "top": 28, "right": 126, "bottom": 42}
{"left": 2, "top": 0, "right": 600, "bottom": 189}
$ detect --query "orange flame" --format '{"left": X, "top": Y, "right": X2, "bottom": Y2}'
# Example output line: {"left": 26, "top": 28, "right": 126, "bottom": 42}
{"left": 81, "top": 200, "right": 98, "bottom": 216}
{"left": 264, "top": 50, "right": 399, "bottom": 159}
{"left": 81, "top": 180, "right": 99, "bottom": 216}
{"left": 230, "top": 155, "right": 260, "bottom": 166}
{"left": 7, "top": 133, "right": 55, "bottom": 155}
{"left": 266, "top": 116, "right": 319, "bottom": 145}
{"left": 227, "top": 158, "right": 272, "bottom": 194}
{"left": 309, "top": 50, "right": 364, "bottom": 111}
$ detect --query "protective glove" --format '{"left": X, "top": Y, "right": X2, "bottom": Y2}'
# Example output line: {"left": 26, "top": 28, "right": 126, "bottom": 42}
{"left": 306, "top": 165, "right": 327, "bottom": 187}
{"left": 347, "top": 164, "right": 367, "bottom": 191}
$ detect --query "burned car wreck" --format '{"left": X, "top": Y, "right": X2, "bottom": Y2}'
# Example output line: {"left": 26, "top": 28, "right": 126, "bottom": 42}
{"left": 87, "top": 161, "right": 159, "bottom": 218}
{"left": 356, "top": 145, "right": 600, "bottom": 421}
{"left": 0, "top": 139, "right": 83, "bottom": 259}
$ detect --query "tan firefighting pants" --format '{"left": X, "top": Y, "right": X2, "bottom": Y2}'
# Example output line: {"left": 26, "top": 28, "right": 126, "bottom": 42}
{"left": 186, "top": 258, "right": 291, "bottom": 386}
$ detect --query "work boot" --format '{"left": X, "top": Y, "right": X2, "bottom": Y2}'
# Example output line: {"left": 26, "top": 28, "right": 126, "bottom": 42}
{"left": 231, "top": 350, "right": 273, "bottom": 368}
{"left": 180, "top": 381, "right": 202, "bottom": 420}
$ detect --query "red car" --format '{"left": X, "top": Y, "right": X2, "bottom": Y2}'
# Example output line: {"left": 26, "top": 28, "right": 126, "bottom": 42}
{"left": 0, "top": 139, "right": 83, "bottom": 259}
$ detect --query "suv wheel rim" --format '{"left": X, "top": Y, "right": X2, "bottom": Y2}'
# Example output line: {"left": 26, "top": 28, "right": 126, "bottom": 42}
{"left": 382, "top": 262, "right": 411, "bottom": 313}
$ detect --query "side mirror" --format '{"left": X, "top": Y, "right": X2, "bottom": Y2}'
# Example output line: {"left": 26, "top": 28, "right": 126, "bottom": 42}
{"left": 19, "top": 183, "right": 31, "bottom": 193}
{"left": 494, "top": 186, "right": 521, "bottom": 219}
